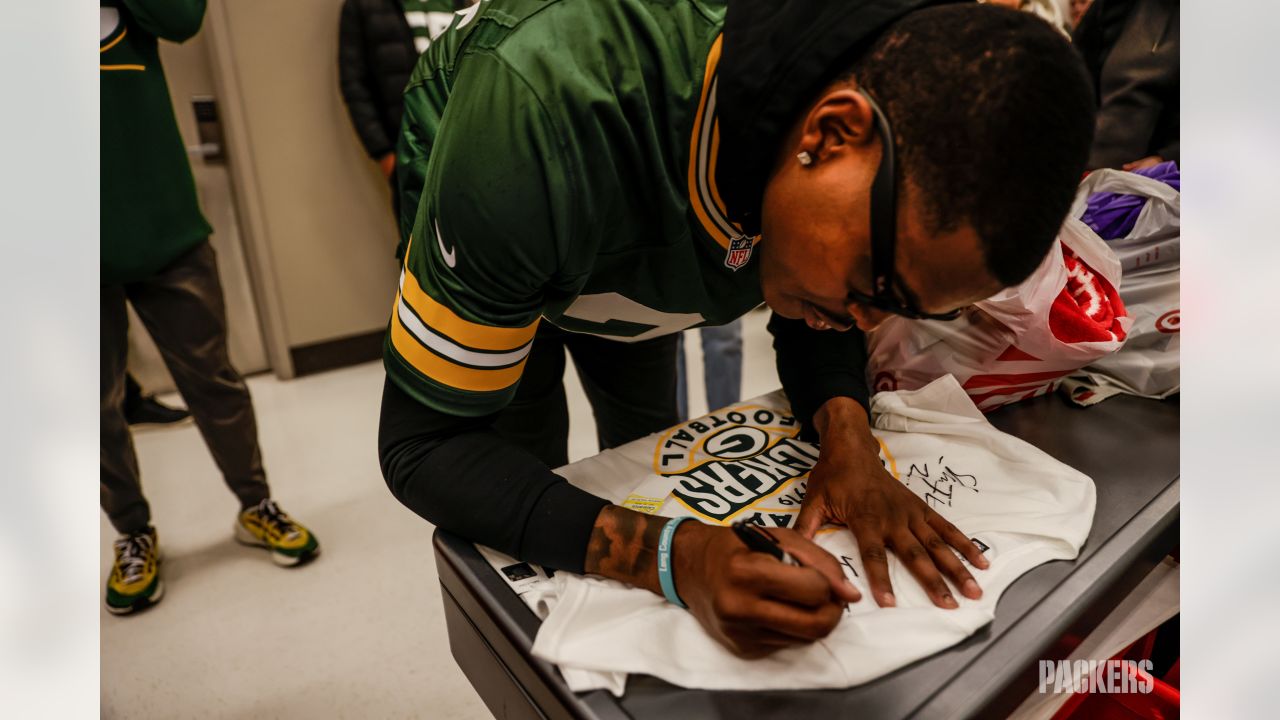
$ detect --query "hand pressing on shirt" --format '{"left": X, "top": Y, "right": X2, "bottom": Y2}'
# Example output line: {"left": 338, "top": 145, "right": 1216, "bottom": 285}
{"left": 794, "top": 397, "right": 989, "bottom": 609}
{"left": 584, "top": 506, "right": 860, "bottom": 659}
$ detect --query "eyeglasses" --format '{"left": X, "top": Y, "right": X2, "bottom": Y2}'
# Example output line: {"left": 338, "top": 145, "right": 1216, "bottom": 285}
{"left": 845, "top": 90, "right": 963, "bottom": 322}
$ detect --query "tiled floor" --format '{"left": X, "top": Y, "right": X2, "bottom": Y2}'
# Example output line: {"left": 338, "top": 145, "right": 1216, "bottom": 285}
{"left": 101, "top": 308, "right": 780, "bottom": 718}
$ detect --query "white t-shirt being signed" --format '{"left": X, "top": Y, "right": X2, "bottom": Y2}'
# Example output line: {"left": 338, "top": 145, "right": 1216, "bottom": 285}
{"left": 481, "top": 375, "right": 1096, "bottom": 694}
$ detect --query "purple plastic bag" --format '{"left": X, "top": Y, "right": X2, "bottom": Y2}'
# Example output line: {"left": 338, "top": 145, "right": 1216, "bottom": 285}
{"left": 1081, "top": 161, "right": 1180, "bottom": 240}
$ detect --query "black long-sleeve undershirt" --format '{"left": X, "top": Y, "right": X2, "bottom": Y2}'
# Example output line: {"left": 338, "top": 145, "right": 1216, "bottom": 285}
{"left": 377, "top": 313, "right": 870, "bottom": 574}
{"left": 767, "top": 314, "right": 871, "bottom": 441}
{"left": 378, "top": 377, "right": 609, "bottom": 573}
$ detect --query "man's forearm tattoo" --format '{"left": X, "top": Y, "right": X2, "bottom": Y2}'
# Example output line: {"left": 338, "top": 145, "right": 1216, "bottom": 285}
{"left": 584, "top": 506, "right": 665, "bottom": 586}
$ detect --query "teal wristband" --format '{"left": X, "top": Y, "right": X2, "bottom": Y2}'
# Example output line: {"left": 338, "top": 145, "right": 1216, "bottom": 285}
{"left": 658, "top": 517, "right": 692, "bottom": 608}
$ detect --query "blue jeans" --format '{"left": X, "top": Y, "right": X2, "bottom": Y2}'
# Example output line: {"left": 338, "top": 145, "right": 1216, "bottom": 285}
{"left": 676, "top": 319, "right": 744, "bottom": 419}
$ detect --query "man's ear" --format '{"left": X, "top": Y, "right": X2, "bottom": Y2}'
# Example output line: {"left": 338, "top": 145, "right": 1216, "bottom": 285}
{"left": 796, "top": 89, "right": 877, "bottom": 163}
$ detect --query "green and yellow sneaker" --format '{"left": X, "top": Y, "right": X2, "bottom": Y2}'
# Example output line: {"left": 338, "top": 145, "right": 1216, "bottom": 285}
{"left": 106, "top": 527, "right": 163, "bottom": 615}
{"left": 234, "top": 499, "right": 320, "bottom": 567}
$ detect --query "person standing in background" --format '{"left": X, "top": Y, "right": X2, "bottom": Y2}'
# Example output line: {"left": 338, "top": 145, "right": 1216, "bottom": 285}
{"left": 1073, "top": 0, "right": 1178, "bottom": 170}
{"left": 675, "top": 320, "right": 744, "bottom": 418}
{"left": 338, "top": 0, "right": 470, "bottom": 244}
{"left": 101, "top": 0, "right": 320, "bottom": 616}
{"left": 1070, "top": 0, "right": 1095, "bottom": 27}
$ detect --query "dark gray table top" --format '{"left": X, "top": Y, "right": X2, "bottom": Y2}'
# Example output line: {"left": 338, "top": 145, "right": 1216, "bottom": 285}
{"left": 434, "top": 392, "right": 1179, "bottom": 720}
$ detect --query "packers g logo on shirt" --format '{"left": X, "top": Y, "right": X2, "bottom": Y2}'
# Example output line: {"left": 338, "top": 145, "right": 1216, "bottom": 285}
{"left": 627, "top": 404, "right": 819, "bottom": 527}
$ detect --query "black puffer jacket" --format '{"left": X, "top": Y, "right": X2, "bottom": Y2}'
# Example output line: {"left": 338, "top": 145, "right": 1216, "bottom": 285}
{"left": 1073, "top": 0, "right": 1179, "bottom": 169}
{"left": 338, "top": 0, "right": 420, "bottom": 159}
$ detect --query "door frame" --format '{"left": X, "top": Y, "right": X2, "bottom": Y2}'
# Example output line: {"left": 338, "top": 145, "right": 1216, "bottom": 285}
{"left": 202, "top": 1, "right": 297, "bottom": 378}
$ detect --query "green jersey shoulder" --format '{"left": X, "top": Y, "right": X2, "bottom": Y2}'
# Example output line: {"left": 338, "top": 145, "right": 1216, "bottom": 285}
{"left": 387, "top": 0, "right": 763, "bottom": 416}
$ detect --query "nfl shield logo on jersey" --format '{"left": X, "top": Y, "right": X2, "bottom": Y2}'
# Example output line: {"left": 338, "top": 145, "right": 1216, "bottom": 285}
{"left": 724, "top": 236, "right": 754, "bottom": 271}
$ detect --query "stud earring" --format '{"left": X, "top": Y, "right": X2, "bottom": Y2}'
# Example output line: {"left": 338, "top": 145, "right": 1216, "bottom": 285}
{"left": 796, "top": 151, "right": 813, "bottom": 167}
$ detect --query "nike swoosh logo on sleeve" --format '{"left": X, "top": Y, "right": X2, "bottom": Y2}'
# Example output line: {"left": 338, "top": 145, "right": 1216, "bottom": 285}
{"left": 435, "top": 218, "right": 457, "bottom": 268}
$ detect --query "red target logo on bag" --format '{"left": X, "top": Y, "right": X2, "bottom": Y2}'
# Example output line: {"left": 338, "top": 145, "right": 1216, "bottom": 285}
{"left": 874, "top": 372, "right": 898, "bottom": 392}
{"left": 1155, "top": 309, "right": 1180, "bottom": 334}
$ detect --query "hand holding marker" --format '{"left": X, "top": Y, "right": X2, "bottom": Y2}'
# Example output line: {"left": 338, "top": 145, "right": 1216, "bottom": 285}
{"left": 732, "top": 520, "right": 801, "bottom": 567}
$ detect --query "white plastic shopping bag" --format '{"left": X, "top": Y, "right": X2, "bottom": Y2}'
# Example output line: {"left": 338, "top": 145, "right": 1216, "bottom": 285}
{"left": 1061, "top": 168, "right": 1180, "bottom": 404}
{"left": 867, "top": 212, "right": 1132, "bottom": 413}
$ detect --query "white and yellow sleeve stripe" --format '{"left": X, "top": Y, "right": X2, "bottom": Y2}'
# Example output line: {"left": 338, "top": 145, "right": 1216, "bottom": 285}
{"left": 389, "top": 268, "right": 539, "bottom": 393}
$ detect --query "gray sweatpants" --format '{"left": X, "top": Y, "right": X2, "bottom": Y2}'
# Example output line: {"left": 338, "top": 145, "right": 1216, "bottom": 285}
{"left": 100, "top": 242, "right": 270, "bottom": 534}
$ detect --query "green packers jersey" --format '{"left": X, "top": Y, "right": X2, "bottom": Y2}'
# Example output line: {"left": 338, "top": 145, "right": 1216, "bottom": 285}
{"left": 387, "top": 0, "right": 763, "bottom": 416}
{"left": 402, "top": 0, "right": 465, "bottom": 54}
{"left": 100, "top": 0, "right": 212, "bottom": 284}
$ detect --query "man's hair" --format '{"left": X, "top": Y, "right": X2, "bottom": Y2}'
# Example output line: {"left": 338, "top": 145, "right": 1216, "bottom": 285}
{"left": 845, "top": 4, "right": 1096, "bottom": 286}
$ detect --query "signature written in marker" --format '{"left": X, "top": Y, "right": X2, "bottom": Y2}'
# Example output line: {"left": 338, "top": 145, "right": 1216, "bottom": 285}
{"left": 905, "top": 457, "right": 978, "bottom": 510}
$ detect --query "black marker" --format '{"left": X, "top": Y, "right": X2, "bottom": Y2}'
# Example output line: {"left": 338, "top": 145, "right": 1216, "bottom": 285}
{"left": 731, "top": 520, "right": 801, "bottom": 567}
